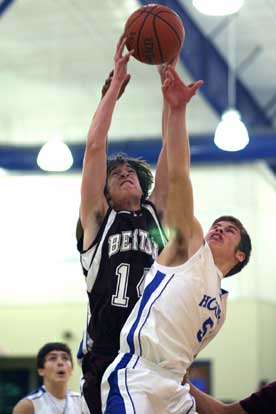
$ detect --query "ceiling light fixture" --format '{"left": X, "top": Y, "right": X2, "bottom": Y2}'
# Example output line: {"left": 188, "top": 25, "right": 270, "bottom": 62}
{"left": 214, "top": 16, "right": 249, "bottom": 151}
{"left": 37, "top": 137, "right": 73, "bottom": 172}
{"left": 214, "top": 109, "right": 249, "bottom": 151}
{"left": 192, "top": 0, "right": 244, "bottom": 16}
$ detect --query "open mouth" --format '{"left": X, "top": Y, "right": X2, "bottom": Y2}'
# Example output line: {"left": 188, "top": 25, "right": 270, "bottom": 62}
{"left": 56, "top": 370, "right": 66, "bottom": 376}
{"left": 210, "top": 233, "right": 223, "bottom": 242}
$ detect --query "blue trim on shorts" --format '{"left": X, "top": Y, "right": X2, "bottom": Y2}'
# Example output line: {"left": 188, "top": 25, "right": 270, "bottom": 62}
{"left": 106, "top": 353, "right": 133, "bottom": 414}
{"left": 186, "top": 395, "right": 196, "bottom": 414}
{"left": 124, "top": 368, "right": 136, "bottom": 413}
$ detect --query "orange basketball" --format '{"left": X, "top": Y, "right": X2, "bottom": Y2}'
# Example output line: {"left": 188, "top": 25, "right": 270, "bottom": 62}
{"left": 124, "top": 4, "right": 185, "bottom": 65}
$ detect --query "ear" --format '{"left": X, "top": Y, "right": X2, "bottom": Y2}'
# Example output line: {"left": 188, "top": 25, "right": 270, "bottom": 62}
{"left": 236, "top": 250, "right": 246, "bottom": 263}
{"left": 38, "top": 368, "right": 45, "bottom": 377}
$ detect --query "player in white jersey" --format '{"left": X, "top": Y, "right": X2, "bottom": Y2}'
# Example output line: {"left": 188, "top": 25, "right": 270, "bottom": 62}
{"left": 13, "top": 342, "right": 81, "bottom": 414}
{"left": 101, "top": 66, "right": 252, "bottom": 414}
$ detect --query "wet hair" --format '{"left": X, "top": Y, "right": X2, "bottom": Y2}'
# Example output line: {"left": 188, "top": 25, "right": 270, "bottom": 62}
{"left": 212, "top": 215, "right": 252, "bottom": 277}
{"left": 36, "top": 342, "right": 73, "bottom": 369}
{"left": 105, "top": 153, "right": 153, "bottom": 203}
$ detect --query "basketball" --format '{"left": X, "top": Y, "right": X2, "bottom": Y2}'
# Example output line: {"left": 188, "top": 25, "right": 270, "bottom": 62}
{"left": 124, "top": 4, "right": 185, "bottom": 65}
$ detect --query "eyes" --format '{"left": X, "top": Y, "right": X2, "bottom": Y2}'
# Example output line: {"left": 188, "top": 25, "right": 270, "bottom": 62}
{"left": 110, "top": 168, "right": 136, "bottom": 177}
{"left": 212, "top": 225, "right": 237, "bottom": 234}
{"left": 46, "top": 353, "right": 71, "bottom": 363}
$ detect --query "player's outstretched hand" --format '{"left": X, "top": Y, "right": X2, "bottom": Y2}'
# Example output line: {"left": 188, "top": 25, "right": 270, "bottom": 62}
{"left": 101, "top": 69, "right": 130, "bottom": 100}
{"left": 157, "top": 55, "right": 179, "bottom": 84}
{"left": 112, "top": 35, "right": 133, "bottom": 91}
{"left": 162, "top": 65, "right": 203, "bottom": 108}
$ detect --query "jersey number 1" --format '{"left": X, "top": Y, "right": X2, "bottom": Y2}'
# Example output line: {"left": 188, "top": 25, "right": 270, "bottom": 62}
{"left": 111, "top": 263, "right": 149, "bottom": 308}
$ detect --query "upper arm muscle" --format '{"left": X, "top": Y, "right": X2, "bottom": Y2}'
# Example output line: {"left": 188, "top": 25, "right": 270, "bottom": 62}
{"left": 13, "top": 399, "right": 34, "bottom": 414}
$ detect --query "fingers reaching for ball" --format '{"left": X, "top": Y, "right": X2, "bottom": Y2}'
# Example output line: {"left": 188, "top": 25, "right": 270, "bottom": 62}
{"left": 162, "top": 65, "right": 204, "bottom": 107}
{"left": 188, "top": 80, "right": 204, "bottom": 96}
{"left": 115, "top": 36, "right": 134, "bottom": 64}
{"left": 110, "top": 35, "right": 134, "bottom": 91}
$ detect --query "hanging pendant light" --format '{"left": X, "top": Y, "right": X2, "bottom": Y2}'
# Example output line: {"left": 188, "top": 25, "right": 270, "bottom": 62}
{"left": 214, "top": 109, "right": 249, "bottom": 151}
{"left": 193, "top": 0, "right": 244, "bottom": 16}
{"left": 37, "top": 137, "right": 73, "bottom": 172}
{"left": 214, "top": 15, "right": 249, "bottom": 152}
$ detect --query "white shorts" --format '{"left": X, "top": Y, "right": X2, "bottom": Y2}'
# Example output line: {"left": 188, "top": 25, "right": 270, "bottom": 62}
{"left": 101, "top": 352, "right": 196, "bottom": 414}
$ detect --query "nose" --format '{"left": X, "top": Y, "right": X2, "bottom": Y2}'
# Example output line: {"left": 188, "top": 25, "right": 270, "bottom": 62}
{"left": 120, "top": 170, "right": 129, "bottom": 178}
{"left": 215, "top": 227, "right": 223, "bottom": 234}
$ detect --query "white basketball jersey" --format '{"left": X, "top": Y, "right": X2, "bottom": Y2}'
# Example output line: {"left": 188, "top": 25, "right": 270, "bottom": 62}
{"left": 26, "top": 386, "right": 81, "bottom": 414}
{"left": 120, "top": 242, "right": 228, "bottom": 381}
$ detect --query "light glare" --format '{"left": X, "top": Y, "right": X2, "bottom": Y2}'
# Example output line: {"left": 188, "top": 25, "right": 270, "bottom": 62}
{"left": 37, "top": 138, "right": 73, "bottom": 172}
{"left": 193, "top": 0, "right": 244, "bottom": 16}
{"left": 214, "top": 109, "right": 249, "bottom": 151}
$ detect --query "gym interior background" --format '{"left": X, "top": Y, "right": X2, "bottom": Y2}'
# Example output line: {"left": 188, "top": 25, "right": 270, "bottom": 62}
{"left": 0, "top": 0, "right": 276, "bottom": 410}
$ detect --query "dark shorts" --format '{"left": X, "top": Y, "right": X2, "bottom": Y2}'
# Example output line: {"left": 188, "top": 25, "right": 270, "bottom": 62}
{"left": 82, "top": 352, "right": 117, "bottom": 414}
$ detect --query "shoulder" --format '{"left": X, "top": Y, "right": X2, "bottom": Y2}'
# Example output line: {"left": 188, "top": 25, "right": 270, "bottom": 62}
{"left": 77, "top": 207, "right": 114, "bottom": 253}
{"left": 142, "top": 199, "right": 159, "bottom": 216}
{"left": 67, "top": 390, "right": 82, "bottom": 410}
{"left": 13, "top": 398, "right": 34, "bottom": 414}
{"left": 68, "top": 390, "right": 81, "bottom": 398}
{"left": 142, "top": 200, "right": 165, "bottom": 228}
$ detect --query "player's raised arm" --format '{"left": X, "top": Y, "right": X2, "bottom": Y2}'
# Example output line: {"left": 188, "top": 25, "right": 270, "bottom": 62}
{"left": 159, "top": 66, "right": 204, "bottom": 264}
{"left": 80, "top": 36, "right": 133, "bottom": 250}
{"left": 149, "top": 58, "right": 178, "bottom": 225}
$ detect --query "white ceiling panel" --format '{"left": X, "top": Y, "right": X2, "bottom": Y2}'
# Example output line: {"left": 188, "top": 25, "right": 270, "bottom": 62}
{"left": 0, "top": 0, "right": 219, "bottom": 145}
{"left": 0, "top": 0, "right": 275, "bottom": 147}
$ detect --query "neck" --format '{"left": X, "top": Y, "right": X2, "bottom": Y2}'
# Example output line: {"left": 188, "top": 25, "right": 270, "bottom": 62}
{"left": 214, "top": 256, "right": 235, "bottom": 278}
{"left": 113, "top": 196, "right": 142, "bottom": 212}
{"left": 44, "top": 381, "right": 67, "bottom": 399}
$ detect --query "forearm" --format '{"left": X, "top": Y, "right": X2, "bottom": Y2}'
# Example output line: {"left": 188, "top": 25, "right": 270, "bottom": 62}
{"left": 190, "top": 384, "right": 246, "bottom": 414}
{"left": 189, "top": 384, "right": 227, "bottom": 414}
{"left": 86, "top": 80, "right": 122, "bottom": 150}
{"left": 165, "top": 103, "right": 195, "bottom": 237}
{"left": 167, "top": 105, "right": 190, "bottom": 177}
{"left": 161, "top": 97, "right": 169, "bottom": 144}
{"left": 150, "top": 96, "right": 169, "bottom": 212}
{"left": 80, "top": 79, "right": 123, "bottom": 224}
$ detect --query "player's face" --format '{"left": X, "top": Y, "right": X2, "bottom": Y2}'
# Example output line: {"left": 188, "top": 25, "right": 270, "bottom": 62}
{"left": 107, "top": 163, "right": 143, "bottom": 203}
{"left": 206, "top": 220, "right": 245, "bottom": 262}
{"left": 38, "top": 351, "right": 73, "bottom": 384}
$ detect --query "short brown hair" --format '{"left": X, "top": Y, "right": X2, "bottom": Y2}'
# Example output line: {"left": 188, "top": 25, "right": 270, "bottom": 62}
{"left": 212, "top": 215, "right": 252, "bottom": 277}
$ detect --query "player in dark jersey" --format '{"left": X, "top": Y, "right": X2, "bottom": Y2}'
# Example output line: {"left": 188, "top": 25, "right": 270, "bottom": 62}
{"left": 189, "top": 380, "right": 276, "bottom": 413}
{"left": 77, "top": 36, "right": 169, "bottom": 414}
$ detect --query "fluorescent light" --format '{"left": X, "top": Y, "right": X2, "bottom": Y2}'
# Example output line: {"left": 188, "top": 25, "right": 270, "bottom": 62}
{"left": 37, "top": 138, "right": 73, "bottom": 172}
{"left": 214, "top": 109, "right": 249, "bottom": 151}
{"left": 193, "top": 0, "right": 244, "bottom": 16}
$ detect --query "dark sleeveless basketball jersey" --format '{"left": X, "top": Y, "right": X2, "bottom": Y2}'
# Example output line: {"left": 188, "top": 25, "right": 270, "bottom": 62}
{"left": 77, "top": 200, "right": 167, "bottom": 357}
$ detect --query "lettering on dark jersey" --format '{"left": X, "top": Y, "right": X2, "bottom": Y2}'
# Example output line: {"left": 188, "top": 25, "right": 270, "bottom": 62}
{"left": 108, "top": 229, "right": 159, "bottom": 259}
